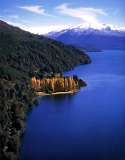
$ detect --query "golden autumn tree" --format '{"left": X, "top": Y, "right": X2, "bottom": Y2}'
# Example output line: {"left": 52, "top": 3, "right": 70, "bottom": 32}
{"left": 31, "top": 76, "right": 79, "bottom": 93}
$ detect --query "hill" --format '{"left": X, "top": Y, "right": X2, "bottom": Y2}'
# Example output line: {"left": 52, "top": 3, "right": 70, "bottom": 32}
{"left": 0, "top": 20, "right": 91, "bottom": 80}
{"left": 0, "top": 20, "right": 91, "bottom": 160}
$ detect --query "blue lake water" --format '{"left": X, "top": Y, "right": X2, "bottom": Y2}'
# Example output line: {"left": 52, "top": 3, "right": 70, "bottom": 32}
{"left": 21, "top": 50, "right": 125, "bottom": 160}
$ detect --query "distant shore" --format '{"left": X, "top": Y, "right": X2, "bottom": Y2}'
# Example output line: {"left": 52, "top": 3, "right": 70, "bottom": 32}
{"left": 36, "top": 89, "right": 79, "bottom": 96}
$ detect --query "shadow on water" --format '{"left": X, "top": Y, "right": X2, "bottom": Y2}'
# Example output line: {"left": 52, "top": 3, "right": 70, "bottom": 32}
{"left": 40, "top": 92, "right": 75, "bottom": 101}
{"left": 37, "top": 93, "right": 78, "bottom": 113}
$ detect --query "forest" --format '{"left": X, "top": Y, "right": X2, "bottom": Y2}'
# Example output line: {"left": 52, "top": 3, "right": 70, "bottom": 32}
{"left": 32, "top": 76, "right": 86, "bottom": 94}
{"left": 0, "top": 20, "right": 91, "bottom": 160}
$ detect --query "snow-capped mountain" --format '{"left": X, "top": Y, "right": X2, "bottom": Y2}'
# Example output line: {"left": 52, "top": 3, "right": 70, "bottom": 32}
{"left": 47, "top": 25, "right": 125, "bottom": 51}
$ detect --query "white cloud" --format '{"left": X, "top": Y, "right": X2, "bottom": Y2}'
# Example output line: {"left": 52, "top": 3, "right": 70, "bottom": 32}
{"left": 56, "top": 3, "right": 107, "bottom": 29}
{"left": 19, "top": 5, "right": 50, "bottom": 16}
{"left": 2, "top": 18, "right": 125, "bottom": 35}
{"left": 1, "top": 17, "right": 71, "bottom": 34}
{"left": 22, "top": 24, "right": 72, "bottom": 34}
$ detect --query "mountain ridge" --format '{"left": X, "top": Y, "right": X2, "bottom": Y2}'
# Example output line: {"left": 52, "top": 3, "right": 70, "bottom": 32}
{"left": 47, "top": 26, "right": 125, "bottom": 51}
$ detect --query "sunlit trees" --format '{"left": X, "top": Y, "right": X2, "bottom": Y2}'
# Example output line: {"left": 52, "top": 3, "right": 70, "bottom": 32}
{"left": 31, "top": 75, "right": 85, "bottom": 93}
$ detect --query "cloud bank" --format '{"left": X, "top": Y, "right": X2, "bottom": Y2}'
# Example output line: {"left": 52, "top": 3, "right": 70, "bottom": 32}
{"left": 56, "top": 3, "right": 107, "bottom": 28}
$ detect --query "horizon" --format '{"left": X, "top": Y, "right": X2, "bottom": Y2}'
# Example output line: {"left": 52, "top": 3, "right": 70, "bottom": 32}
{"left": 0, "top": 0, "right": 125, "bottom": 34}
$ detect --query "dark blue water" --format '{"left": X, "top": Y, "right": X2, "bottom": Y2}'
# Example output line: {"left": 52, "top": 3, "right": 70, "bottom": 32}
{"left": 21, "top": 50, "right": 125, "bottom": 160}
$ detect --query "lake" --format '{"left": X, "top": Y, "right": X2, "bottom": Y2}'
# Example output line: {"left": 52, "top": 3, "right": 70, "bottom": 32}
{"left": 21, "top": 50, "right": 125, "bottom": 160}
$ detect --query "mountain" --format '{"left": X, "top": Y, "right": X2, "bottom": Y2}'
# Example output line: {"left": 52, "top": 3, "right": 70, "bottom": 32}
{"left": 47, "top": 25, "right": 125, "bottom": 51}
{"left": 0, "top": 20, "right": 91, "bottom": 79}
{"left": 0, "top": 20, "right": 91, "bottom": 160}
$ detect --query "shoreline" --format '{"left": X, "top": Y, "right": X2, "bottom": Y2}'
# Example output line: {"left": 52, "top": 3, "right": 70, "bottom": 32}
{"left": 36, "top": 89, "right": 79, "bottom": 96}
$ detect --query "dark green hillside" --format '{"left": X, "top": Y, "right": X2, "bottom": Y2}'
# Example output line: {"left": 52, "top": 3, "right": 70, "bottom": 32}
{"left": 0, "top": 20, "right": 91, "bottom": 77}
{"left": 0, "top": 20, "right": 91, "bottom": 160}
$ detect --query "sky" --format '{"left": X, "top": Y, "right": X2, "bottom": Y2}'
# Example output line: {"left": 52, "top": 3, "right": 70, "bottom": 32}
{"left": 0, "top": 0, "right": 125, "bottom": 34}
